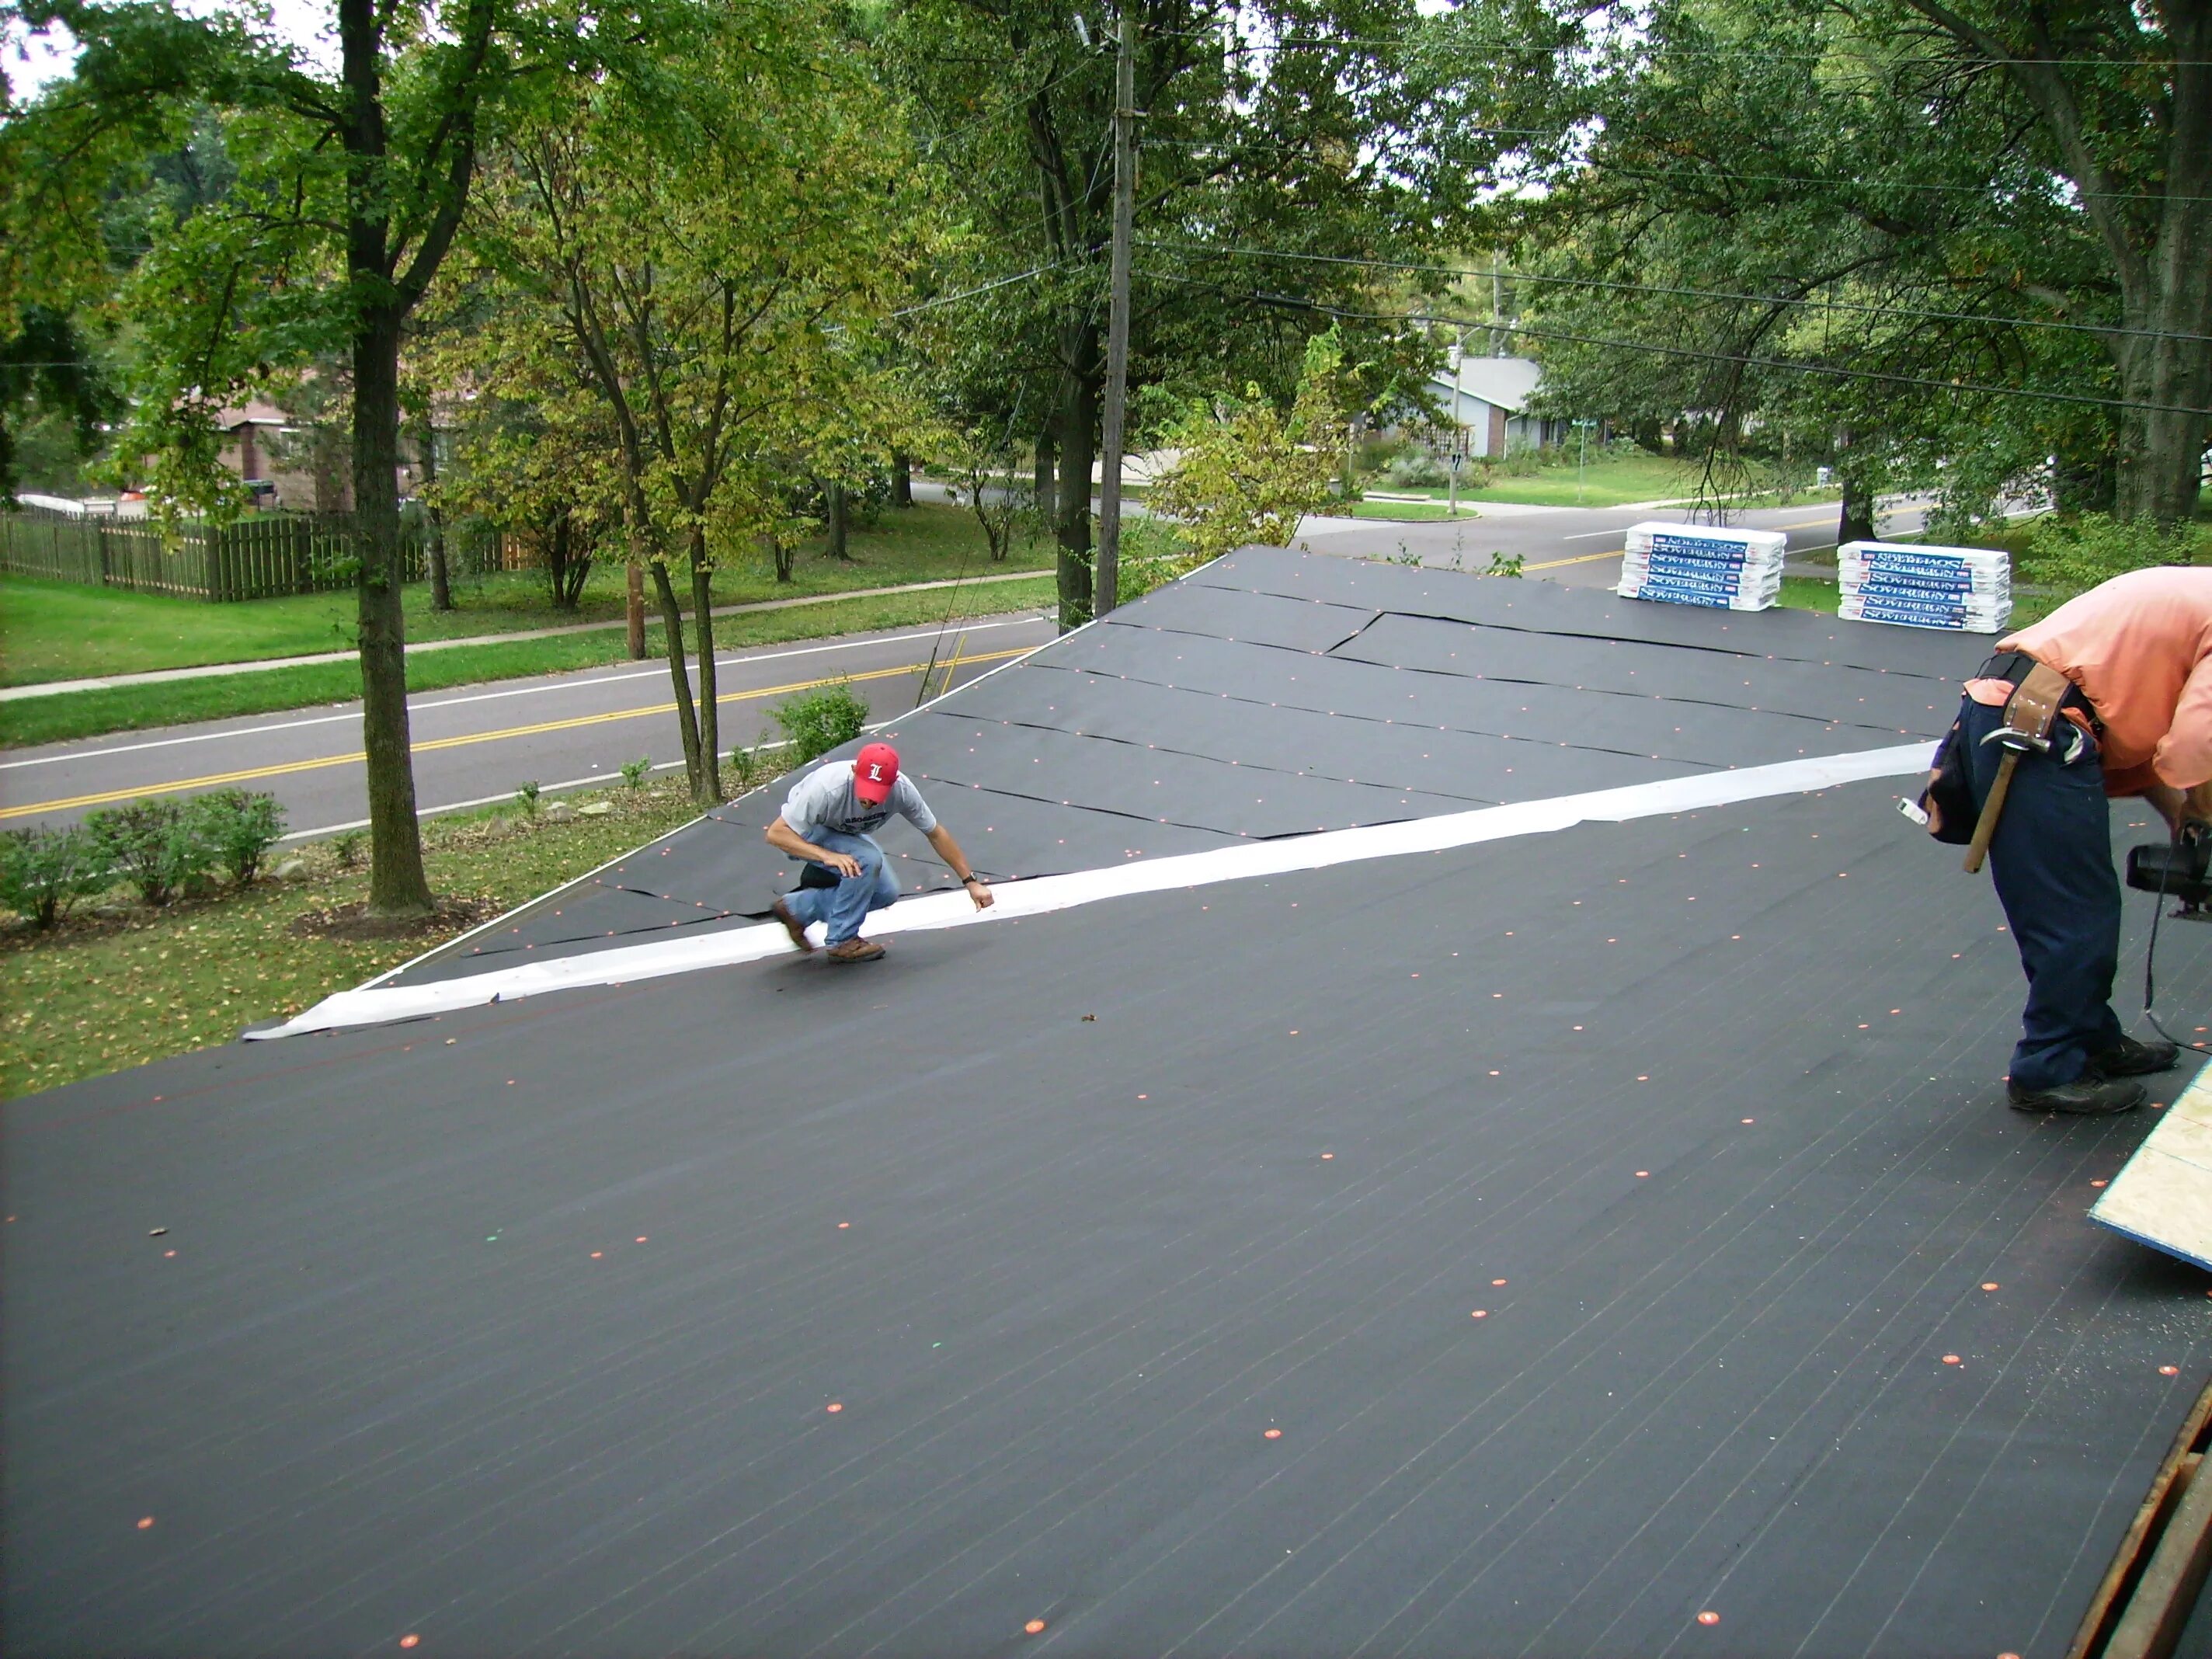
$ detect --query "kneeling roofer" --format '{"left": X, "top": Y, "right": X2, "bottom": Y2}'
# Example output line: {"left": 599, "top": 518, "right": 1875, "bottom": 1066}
{"left": 764, "top": 742, "right": 993, "bottom": 962}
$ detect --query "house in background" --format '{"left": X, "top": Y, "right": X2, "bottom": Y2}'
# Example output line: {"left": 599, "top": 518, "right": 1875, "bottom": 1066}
{"left": 213, "top": 398, "right": 351, "bottom": 512}
{"left": 214, "top": 397, "right": 440, "bottom": 513}
{"left": 1426, "top": 353, "right": 1563, "bottom": 456}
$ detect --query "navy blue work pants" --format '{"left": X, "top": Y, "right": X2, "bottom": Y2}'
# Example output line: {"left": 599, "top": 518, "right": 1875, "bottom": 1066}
{"left": 1959, "top": 696, "right": 2125, "bottom": 1090}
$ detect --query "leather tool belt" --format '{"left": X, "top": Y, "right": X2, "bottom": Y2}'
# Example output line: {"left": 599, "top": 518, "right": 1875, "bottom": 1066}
{"left": 1962, "top": 656, "right": 2081, "bottom": 874}
{"left": 1977, "top": 650, "right": 2102, "bottom": 734}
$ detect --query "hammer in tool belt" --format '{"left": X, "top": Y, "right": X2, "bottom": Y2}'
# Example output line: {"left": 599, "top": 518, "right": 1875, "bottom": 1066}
{"left": 1963, "top": 662, "right": 2075, "bottom": 875}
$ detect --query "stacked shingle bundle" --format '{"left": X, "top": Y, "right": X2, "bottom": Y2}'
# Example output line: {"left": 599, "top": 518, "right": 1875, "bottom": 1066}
{"left": 1838, "top": 540, "right": 2011, "bottom": 634}
{"left": 1616, "top": 522, "right": 1788, "bottom": 611}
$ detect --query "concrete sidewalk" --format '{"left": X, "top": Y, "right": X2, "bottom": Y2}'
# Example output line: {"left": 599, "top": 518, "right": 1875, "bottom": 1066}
{"left": 0, "top": 567, "right": 1051, "bottom": 703}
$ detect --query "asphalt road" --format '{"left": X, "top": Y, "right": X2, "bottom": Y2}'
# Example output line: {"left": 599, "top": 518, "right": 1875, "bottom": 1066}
{"left": 1287, "top": 492, "right": 1929, "bottom": 580}
{"left": 0, "top": 612, "right": 1056, "bottom": 839}
{"left": 0, "top": 494, "right": 1929, "bottom": 842}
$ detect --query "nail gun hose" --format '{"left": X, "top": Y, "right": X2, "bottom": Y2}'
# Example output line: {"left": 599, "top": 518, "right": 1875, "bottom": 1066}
{"left": 2142, "top": 850, "right": 2212, "bottom": 1056}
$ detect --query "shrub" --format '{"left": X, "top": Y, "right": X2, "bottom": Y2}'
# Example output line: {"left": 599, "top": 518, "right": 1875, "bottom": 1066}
{"left": 0, "top": 823, "right": 106, "bottom": 928}
{"left": 620, "top": 756, "right": 652, "bottom": 790}
{"left": 727, "top": 744, "right": 769, "bottom": 792}
{"left": 515, "top": 780, "right": 542, "bottom": 816}
{"left": 1116, "top": 515, "right": 1204, "bottom": 605}
{"left": 1379, "top": 451, "right": 1449, "bottom": 489}
{"left": 771, "top": 682, "right": 870, "bottom": 765}
{"left": 186, "top": 788, "right": 287, "bottom": 886}
{"left": 2017, "top": 512, "right": 2204, "bottom": 599}
{"left": 82, "top": 798, "right": 208, "bottom": 906}
{"left": 332, "top": 830, "right": 366, "bottom": 869}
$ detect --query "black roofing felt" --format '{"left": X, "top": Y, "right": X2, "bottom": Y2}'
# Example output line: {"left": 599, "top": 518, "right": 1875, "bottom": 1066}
{"left": 6, "top": 548, "right": 2208, "bottom": 1659}
{"left": 392, "top": 548, "right": 1963, "bottom": 985}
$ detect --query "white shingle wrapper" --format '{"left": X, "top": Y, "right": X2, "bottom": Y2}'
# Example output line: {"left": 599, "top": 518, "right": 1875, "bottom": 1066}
{"left": 1617, "top": 522, "right": 1789, "bottom": 612}
{"left": 1838, "top": 540, "right": 2011, "bottom": 634}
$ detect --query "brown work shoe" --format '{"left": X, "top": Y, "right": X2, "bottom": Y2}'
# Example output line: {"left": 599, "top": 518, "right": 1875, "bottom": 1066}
{"left": 771, "top": 899, "right": 814, "bottom": 954}
{"left": 825, "top": 937, "right": 885, "bottom": 964}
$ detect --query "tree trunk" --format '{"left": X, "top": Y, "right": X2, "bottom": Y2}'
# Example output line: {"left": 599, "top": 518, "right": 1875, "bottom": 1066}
{"left": 416, "top": 405, "right": 452, "bottom": 610}
{"left": 689, "top": 527, "right": 722, "bottom": 805}
{"left": 625, "top": 560, "right": 647, "bottom": 657}
{"left": 1837, "top": 469, "right": 1876, "bottom": 546}
{"left": 1835, "top": 428, "right": 1876, "bottom": 545}
{"left": 350, "top": 308, "right": 434, "bottom": 917}
{"left": 2115, "top": 288, "right": 2212, "bottom": 525}
{"left": 1033, "top": 426, "right": 1056, "bottom": 519}
{"left": 646, "top": 555, "right": 708, "bottom": 795}
{"left": 1053, "top": 318, "right": 1100, "bottom": 632}
{"left": 891, "top": 450, "right": 913, "bottom": 508}
{"left": 340, "top": 0, "right": 432, "bottom": 918}
{"left": 825, "top": 478, "right": 850, "bottom": 559}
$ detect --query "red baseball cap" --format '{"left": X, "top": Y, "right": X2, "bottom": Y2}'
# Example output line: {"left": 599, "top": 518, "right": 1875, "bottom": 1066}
{"left": 853, "top": 742, "right": 900, "bottom": 803}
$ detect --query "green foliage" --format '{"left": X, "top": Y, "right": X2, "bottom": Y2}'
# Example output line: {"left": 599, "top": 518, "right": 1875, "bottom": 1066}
{"left": 1483, "top": 0, "right": 2210, "bottom": 526}
{"left": 1379, "top": 450, "right": 1449, "bottom": 489}
{"left": 725, "top": 743, "right": 769, "bottom": 792}
{"left": 332, "top": 830, "right": 366, "bottom": 869}
{"left": 2017, "top": 514, "right": 2206, "bottom": 598}
{"left": 1148, "top": 331, "right": 1352, "bottom": 562}
{"left": 186, "top": 787, "right": 287, "bottom": 885}
{"left": 1485, "top": 551, "right": 1525, "bottom": 578}
{"left": 1115, "top": 515, "right": 1204, "bottom": 606}
{"left": 0, "top": 824, "right": 106, "bottom": 928}
{"left": 82, "top": 798, "right": 206, "bottom": 906}
{"left": 514, "top": 781, "right": 542, "bottom": 816}
{"left": 620, "top": 756, "right": 652, "bottom": 790}
{"left": 771, "top": 682, "right": 869, "bottom": 766}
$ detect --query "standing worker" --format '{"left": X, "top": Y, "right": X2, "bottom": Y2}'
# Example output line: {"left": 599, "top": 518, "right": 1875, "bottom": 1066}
{"left": 1949, "top": 567, "right": 2212, "bottom": 1113}
{"left": 764, "top": 741, "right": 993, "bottom": 962}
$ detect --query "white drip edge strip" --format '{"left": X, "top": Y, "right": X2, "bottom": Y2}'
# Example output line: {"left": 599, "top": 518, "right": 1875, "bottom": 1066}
{"left": 249, "top": 741, "right": 1931, "bottom": 1040}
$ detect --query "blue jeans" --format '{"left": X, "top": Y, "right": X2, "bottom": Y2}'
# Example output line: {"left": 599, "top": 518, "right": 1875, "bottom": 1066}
{"left": 1960, "top": 696, "right": 2125, "bottom": 1090}
{"left": 782, "top": 830, "right": 900, "bottom": 944}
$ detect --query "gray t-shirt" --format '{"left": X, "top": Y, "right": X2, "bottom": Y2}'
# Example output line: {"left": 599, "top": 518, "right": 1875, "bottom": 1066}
{"left": 779, "top": 762, "right": 938, "bottom": 839}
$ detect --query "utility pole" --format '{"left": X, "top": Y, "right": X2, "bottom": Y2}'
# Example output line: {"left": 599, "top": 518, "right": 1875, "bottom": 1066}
{"left": 1095, "top": 6, "right": 1137, "bottom": 620}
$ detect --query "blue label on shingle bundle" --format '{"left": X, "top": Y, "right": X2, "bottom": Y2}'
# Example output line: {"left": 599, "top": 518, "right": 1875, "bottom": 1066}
{"left": 1650, "top": 533, "right": 1752, "bottom": 565}
{"left": 1632, "top": 563, "right": 1740, "bottom": 597}
{"left": 1629, "top": 577, "right": 1737, "bottom": 609}
{"left": 1856, "top": 578, "right": 1979, "bottom": 607}
{"left": 1852, "top": 595, "right": 1970, "bottom": 629}
{"left": 1643, "top": 552, "right": 1751, "bottom": 586}
{"left": 1856, "top": 562, "right": 1977, "bottom": 595}
{"left": 1853, "top": 548, "right": 1997, "bottom": 579}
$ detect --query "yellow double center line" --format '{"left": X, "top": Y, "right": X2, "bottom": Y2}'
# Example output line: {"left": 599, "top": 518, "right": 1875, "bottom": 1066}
{"left": 2, "top": 646, "right": 1033, "bottom": 822}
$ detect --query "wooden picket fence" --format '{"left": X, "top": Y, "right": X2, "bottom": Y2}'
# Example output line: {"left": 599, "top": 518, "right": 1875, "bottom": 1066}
{"left": 0, "top": 509, "right": 442, "bottom": 602}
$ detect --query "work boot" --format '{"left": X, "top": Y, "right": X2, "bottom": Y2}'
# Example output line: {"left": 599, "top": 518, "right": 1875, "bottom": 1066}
{"left": 771, "top": 899, "right": 814, "bottom": 955}
{"left": 2005, "top": 1075, "right": 2146, "bottom": 1115}
{"left": 825, "top": 937, "right": 885, "bottom": 964}
{"left": 2086, "top": 1035, "right": 2181, "bottom": 1078}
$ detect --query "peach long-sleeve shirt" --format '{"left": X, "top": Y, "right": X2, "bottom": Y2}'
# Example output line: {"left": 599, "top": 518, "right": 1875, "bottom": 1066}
{"left": 1967, "top": 567, "right": 2212, "bottom": 795}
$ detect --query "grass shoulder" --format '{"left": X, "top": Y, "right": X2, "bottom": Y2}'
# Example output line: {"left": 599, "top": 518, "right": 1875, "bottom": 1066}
{"left": 0, "top": 576, "right": 1057, "bottom": 750}
{"left": 1, "top": 503, "right": 1051, "bottom": 686}
{"left": 1, "top": 772, "right": 756, "bottom": 1097}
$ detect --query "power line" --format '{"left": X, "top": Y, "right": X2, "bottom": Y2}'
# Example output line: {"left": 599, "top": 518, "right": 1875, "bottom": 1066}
{"left": 1145, "top": 24, "right": 2212, "bottom": 70}
{"left": 1135, "top": 238, "right": 2212, "bottom": 347}
{"left": 1135, "top": 266, "right": 2212, "bottom": 418}
{"left": 1576, "top": 158, "right": 2212, "bottom": 207}
{"left": 887, "top": 262, "right": 1066, "bottom": 318}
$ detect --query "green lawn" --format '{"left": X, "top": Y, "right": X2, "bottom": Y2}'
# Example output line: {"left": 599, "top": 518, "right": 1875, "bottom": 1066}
{"left": 2, "top": 772, "right": 731, "bottom": 1097}
{"left": 1371, "top": 453, "right": 1847, "bottom": 511}
{"left": 0, "top": 576, "right": 1057, "bottom": 750}
{"left": 0, "top": 502, "right": 1052, "bottom": 686}
{"left": 1348, "top": 500, "right": 1483, "bottom": 522}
